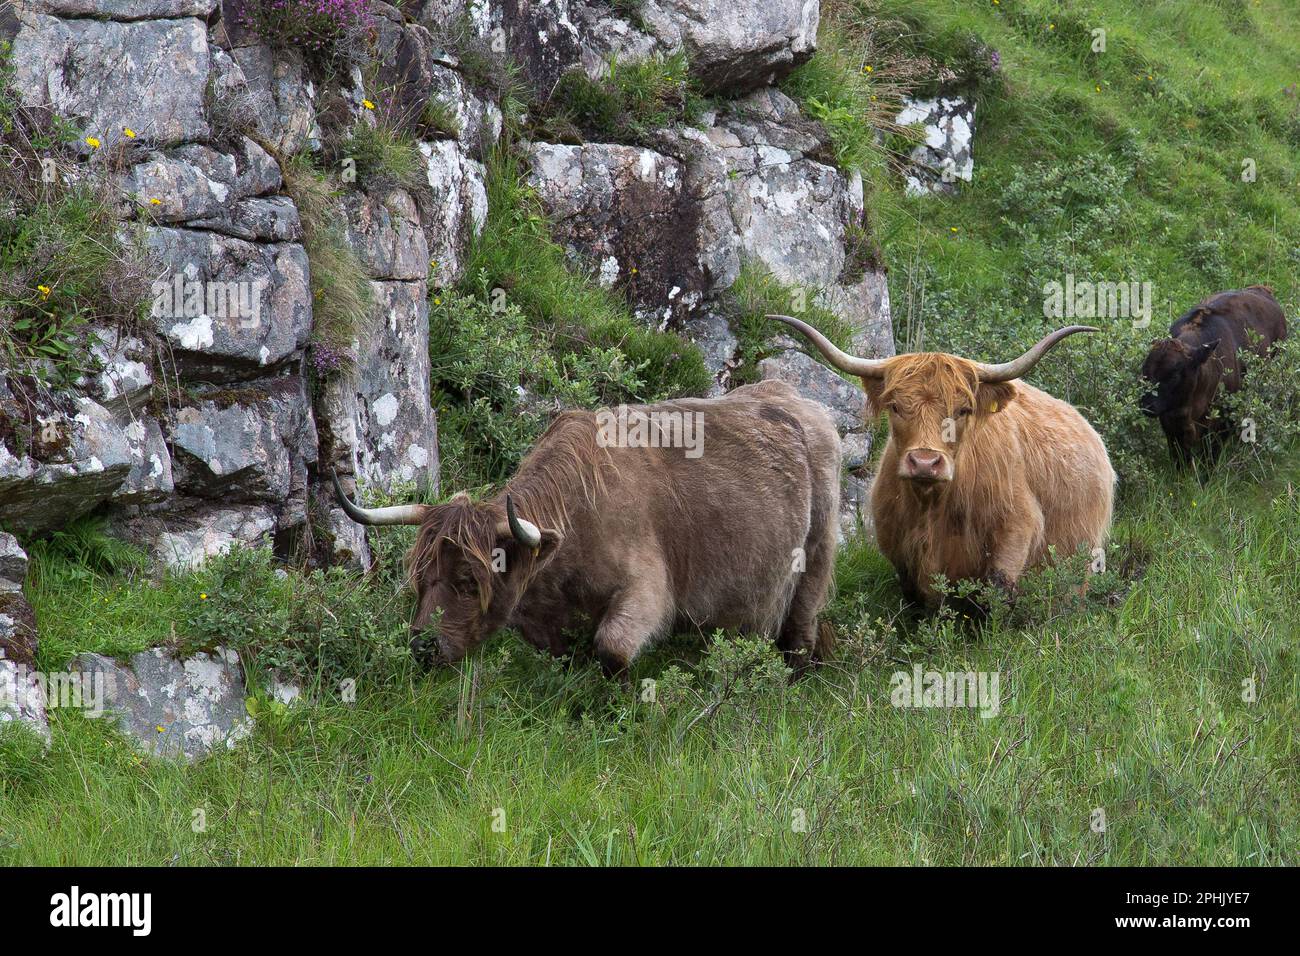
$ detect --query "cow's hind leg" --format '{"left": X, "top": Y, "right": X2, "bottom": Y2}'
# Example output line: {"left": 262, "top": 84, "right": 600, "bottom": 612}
{"left": 778, "top": 523, "right": 836, "bottom": 675}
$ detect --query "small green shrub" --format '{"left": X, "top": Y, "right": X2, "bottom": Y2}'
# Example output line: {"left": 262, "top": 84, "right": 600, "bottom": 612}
{"left": 536, "top": 53, "right": 706, "bottom": 145}
{"left": 335, "top": 120, "right": 423, "bottom": 191}
{"left": 431, "top": 280, "right": 653, "bottom": 488}
{"left": 181, "top": 546, "right": 412, "bottom": 689}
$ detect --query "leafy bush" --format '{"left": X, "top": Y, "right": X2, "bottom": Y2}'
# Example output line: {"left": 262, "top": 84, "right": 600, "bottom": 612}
{"left": 431, "top": 280, "right": 652, "bottom": 488}
{"left": 1217, "top": 335, "right": 1300, "bottom": 475}
{"left": 181, "top": 546, "right": 412, "bottom": 690}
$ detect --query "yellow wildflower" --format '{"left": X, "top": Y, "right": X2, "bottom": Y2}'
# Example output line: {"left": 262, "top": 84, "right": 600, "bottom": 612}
{"left": 85, "top": 136, "right": 101, "bottom": 149}
{"left": 123, "top": 128, "right": 136, "bottom": 139}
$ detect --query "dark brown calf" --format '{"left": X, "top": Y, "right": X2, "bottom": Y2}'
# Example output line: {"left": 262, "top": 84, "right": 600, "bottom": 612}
{"left": 1139, "top": 286, "right": 1287, "bottom": 462}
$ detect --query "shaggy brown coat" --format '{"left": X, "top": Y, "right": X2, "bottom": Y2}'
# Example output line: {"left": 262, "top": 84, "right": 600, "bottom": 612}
{"left": 865, "top": 354, "right": 1115, "bottom": 605}
{"left": 1139, "top": 285, "right": 1288, "bottom": 462}
{"left": 359, "top": 380, "right": 841, "bottom": 675}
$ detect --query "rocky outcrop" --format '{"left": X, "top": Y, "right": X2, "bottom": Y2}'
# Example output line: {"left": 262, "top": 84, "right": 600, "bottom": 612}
{"left": 527, "top": 86, "right": 893, "bottom": 391}
{"left": 71, "top": 647, "right": 253, "bottom": 761}
{"left": 895, "top": 95, "right": 976, "bottom": 197}
{"left": 1, "top": 0, "right": 895, "bottom": 575}
{"left": 459, "top": 0, "right": 817, "bottom": 94}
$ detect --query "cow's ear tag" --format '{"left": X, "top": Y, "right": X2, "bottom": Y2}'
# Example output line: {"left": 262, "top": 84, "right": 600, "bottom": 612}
{"left": 988, "top": 401, "right": 999, "bottom": 413}
{"left": 532, "top": 547, "right": 540, "bottom": 558}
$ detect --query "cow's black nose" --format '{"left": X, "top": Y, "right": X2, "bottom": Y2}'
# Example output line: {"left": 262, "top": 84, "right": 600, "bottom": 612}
{"left": 409, "top": 631, "right": 439, "bottom": 669}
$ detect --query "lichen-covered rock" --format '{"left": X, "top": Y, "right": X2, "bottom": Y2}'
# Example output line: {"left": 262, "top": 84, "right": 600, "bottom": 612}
{"left": 680, "top": 311, "right": 739, "bottom": 396}
{"left": 0, "top": 394, "right": 133, "bottom": 537}
{"left": 144, "top": 227, "right": 312, "bottom": 374}
{"left": 114, "top": 502, "right": 281, "bottom": 570}
{"left": 228, "top": 44, "right": 322, "bottom": 155}
{"left": 79, "top": 325, "right": 153, "bottom": 416}
{"left": 343, "top": 187, "right": 430, "bottom": 282}
{"left": 420, "top": 140, "right": 488, "bottom": 285}
{"left": 526, "top": 142, "right": 722, "bottom": 325}
{"left": 188, "top": 196, "right": 302, "bottom": 244}
{"left": 487, "top": 0, "right": 817, "bottom": 94}
{"left": 9, "top": 12, "right": 210, "bottom": 153}
{"left": 0, "top": 533, "right": 28, "bottom": 593}
{"left": 895, "top": 95, "right": 976, "bottom": 196}
{"left": 118, "top": 138, "right": 283, "bottom": 226}
{"left": 0, "top": 581, "right": 44, "bottom": 742}
{"left": 758, "top": 349, "right": 864, "bottom": 432}
{"left": 0, "top": 659, "right": 50, "bottom": 746}
{"left": 168, "top": 376, "right": 317, "bottom": 504}
{"left": 114, "top": 416, "right": 175, "bottom": 506}
{"left": 69, "top": 647, "right": 252, "bottom": 761}
{"left": 428, "top": 63, "right": 503, "bottom": 156}
{"left": 353, "top": 281, "right": 438, "bottom": 489}
{"left": 23, "top": 0, "right": 217, "bottom": 16}
{"left": 635, "top": 0, "right": 819, "bottom": 92}
{"left": 710, "top": 89, "right": 858, "bottom": 288}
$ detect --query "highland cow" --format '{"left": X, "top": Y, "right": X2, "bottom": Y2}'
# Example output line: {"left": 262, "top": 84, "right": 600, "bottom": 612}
{"left": 334, "top": 380, "right": 840, "bottom": 676}
{"left": 771, "top": 315, "right": 1115, "bottom": 607}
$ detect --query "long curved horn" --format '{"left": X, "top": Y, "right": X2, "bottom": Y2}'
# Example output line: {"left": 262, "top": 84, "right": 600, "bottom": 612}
{"left": 768, "top": 314, "right": 889, "bottom": 378}
{"left": 972, "top": 326, "right": 1099, "bottom": 383}
{"left": 505, "top": 494, "right": 541, "bottom": 548}
{"left": 331, "top": 470, "right": 428, "bottom": 526}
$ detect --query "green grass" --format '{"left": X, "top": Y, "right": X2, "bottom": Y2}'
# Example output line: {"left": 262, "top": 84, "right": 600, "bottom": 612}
{"left": 281, "top": 153, "right": 372, "bottom": 376}
{"left": 2, "top": 461, "right": 1295, "bottom": 864}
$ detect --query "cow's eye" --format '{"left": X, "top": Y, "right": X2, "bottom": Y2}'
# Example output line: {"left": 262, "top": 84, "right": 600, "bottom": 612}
{"left": 957, "top": 407, "right": 972, "bottom": 417}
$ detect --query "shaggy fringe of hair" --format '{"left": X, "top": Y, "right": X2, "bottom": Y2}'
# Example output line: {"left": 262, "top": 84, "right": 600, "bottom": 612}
{"left": 407, "top": 410, "right": 621, "bottom": 594}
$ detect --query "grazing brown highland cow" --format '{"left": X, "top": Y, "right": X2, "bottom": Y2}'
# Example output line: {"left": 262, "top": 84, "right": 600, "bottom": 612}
{"left": 772, "top": 315, "right": 1115, "bottom": 607}
{"left": 334, "top": 380, "right": 841, "bottom": 676}
{"left": 1139, "top": 285, "right": 1288, "bottom": 463}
